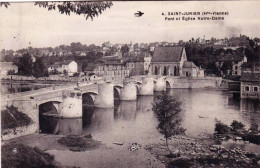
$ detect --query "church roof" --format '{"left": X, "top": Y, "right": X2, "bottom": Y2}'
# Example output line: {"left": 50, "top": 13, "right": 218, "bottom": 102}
{"left": 152, "top": 46, "right": 184, "bottom": 62}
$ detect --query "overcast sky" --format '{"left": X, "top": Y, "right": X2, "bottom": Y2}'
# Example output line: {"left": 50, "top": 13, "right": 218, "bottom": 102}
{"left": 0, "top": 1, "right": 260, "bottom": 50}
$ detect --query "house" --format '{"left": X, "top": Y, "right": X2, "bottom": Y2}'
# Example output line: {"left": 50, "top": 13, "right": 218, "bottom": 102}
{"left": 84, "top": 64, "right": 103, "bottom": 76}
{"left": 80, "top": 52, "right": 87, "bottom": 57}
{"left": 125, "top": 52, "right": 152, "bottom": 76}
{"left": 126, "top": 57, "right": 144, "bottom": 76}
{"left": 84, "top": 60, "right": 129, "bottom": 78}
{"left": 0, "top": 62, "right": 18, "bottom": 75}
{"left": 217, "top": 54, "right": 247, "bottom": 76}
{"left": 103, "top": 60, "right": 129, "bottom": 78}
{"left": 151, "top": 46, "right": 187, "bottom": 76}
{"left": 182, "top": 61, "right": 204, "bottom": 77}
{"left": 48, "top": 60, "right": 78, "bottom": 76}
{"left": 240, "top": 73, "right": 260, "bottom": 99}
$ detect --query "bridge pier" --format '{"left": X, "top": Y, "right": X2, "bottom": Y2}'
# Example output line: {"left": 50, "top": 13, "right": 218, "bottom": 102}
{"left": 154, "top": 77, "right": 166, "bottom": 92}
{"left": 120, "top": 81, "right": 137, "bottom": 100}
{"left": 59, "top": 89, "right": 82, "bottom": 118}
{"left": 95, "top": 83, "right": 114, "bottom": 108}
{"left": 137, "top": 77, "right": 154, "bottom": 95}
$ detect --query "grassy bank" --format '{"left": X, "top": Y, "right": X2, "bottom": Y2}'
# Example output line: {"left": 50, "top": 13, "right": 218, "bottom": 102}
{"left": 1, "top": 144, "right": 57, "bottom": 168}
{"left": 1, "top": 105, "right": 32, "bottom": 132}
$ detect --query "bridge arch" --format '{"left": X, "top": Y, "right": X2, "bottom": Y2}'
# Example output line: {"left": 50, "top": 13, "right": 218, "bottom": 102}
{"left": 114, "top": 85, "right": 123, "bottom": 100}
{"left": 39, "top": 101, "right": 62, "bottom": 132}
{"left": 82, "top": 92, "right": 98, "bottom": 106}
{"left": 166, "top": 80, "right": 171, "bottom": 89}
{"left": 39, "top": 101, "right": 62, "bottom": 115}
{"left": 114, "top": 87, "right": 120, "bottom": 100}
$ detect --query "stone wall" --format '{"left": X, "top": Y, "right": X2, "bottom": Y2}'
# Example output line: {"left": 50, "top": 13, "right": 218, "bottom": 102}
{"left": 166, "top": 76, "right": 222, "bottom": 89}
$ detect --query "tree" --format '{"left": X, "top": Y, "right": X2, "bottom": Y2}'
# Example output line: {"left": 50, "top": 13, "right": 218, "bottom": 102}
{"left": 14, "top": 53, "right": 33, "bottom": 76}
{"left": 121, "top": 44, "right": 129, "bottom": 56}
{"left": 32, "top": 57, "right": 47, "bottom": 78}
{"left": 152, "top": 92, "right": 186, "bottom": 156}
{"left": 244, "top": 38, "right": 260, "bottom": 72}
{"left": 220, "top": 61, "right": 232, "bottom": 75}
{"left": 7, "top": 69, "right": 16, "bottom": 75}
{"left": 1, "top": 2, "right": 113, "bottom": 21}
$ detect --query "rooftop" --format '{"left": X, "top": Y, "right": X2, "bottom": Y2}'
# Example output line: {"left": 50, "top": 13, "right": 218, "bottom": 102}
{"left": 152, "top": 46, "right": 184, "bottom": 62}
{"left": 55, "top": 60, "right": 75, "bottom": 66}
{"left": 84, "top": 64, "right": 100, "bottom": 71}
{"left": 183, "top": 61, "right": 198, "bottom": 68}
{"left": 240, "top": 73, "right": 260, "bottom": 82}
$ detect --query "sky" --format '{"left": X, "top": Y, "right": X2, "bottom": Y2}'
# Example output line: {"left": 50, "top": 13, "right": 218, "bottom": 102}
{"left": 0, "top": 1, "right": 260, "bottom": 50}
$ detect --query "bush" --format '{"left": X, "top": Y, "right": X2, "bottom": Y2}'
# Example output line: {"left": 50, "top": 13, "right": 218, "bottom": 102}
{"left": 249, "top": 123, "right": 259, "bottom": 133}
{"left": 58, "top": 135, "right": 101, "bottom": 151}
{"left": 1, "top": 144, "right": 56, "bottom": 168}
{"left": 73, "top": 72, "right": 80, "bottom": 77}
{"left": 215, "top": 120, "right": 230, "bottom": 134}
{"left": 1, "top": 105, "right": 33, "bottom": 130}
{"left": 230, "top": 120, "right": 245, "bottom": 131}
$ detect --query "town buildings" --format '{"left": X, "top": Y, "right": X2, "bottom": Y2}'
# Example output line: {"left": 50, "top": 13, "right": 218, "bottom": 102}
{"left": 217, "top": 54, "right": 247, "bottom": 76}
{"left": 48, "top": 60, "right": 78, "bottom": 76}
{"left": 126, "top": 52, "right": 152, "bottom": 76}
{"left": 84, "top": 60, "right": 129, "bottom": 78}
{"left": 182, "top": 61, "right": 204, "bottom": 77}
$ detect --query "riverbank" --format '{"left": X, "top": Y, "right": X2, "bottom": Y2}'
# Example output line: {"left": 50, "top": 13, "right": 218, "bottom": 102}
{"left": 2, "top": 133, "right": 260, "bottom": 168}
{"left": 146, "top": 136, "right": 260, "bottom": 168}
{"left": 2, "top": 133, "right": 165, "bottom": 168}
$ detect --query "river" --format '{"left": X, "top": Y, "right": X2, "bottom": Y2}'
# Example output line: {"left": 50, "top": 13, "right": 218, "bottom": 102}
{"left": 1, "top": 83, "right": 50, "bottom": 95}
{"left": 39, "top": 88, "right": 260, "bottom": 152}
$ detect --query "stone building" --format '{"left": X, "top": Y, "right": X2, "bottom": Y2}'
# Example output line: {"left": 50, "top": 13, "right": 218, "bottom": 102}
{"left": 84, "top": 60, "right": 129, "bottom": 78}
{"left": 182, "top": 61, "right": 204, "bottom": 77}
{"left": 48, "top": 60, "right": 78, "bottom": 76}
{"left": 151, "top": 46, "right": 187, "bottom": 76}
{"left": 217, "top": 54, "right": 247, "bottom": 76}
{"left": 126, "top": 52, "right": 152, "bottom": 76}
{"left": 240, "top": 73, "right": 260, "bottom": 99}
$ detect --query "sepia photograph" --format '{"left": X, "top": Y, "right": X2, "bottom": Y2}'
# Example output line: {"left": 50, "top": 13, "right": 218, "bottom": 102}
{"left": 0, "top": 1, "right": 260, "bottom": 167}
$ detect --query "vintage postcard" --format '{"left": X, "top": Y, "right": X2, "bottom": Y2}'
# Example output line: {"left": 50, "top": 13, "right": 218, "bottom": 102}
{"left": 0, "top": 1, "right": 259, "bottom": 168}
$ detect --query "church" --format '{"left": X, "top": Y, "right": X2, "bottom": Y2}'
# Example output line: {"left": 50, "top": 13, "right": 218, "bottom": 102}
{"left": 150, "top": 46, "right": 204, "bottom": 77}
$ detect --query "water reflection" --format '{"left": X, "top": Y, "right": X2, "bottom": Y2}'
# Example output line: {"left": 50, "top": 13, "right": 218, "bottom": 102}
{"left": 39, "top": 89, "right": 260, "bottom": 146}
{"left": 115, "top": 101, "right": 137, "bottom": 120}
{"left": 40, "top": 117, "right": 82, "bottom": 135}
{"left": 1, "top": 83, "right": 48, "bottom": 94}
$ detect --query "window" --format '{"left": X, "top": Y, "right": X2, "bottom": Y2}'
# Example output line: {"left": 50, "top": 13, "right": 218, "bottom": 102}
{"left": 245, "top": 86, "right": 250, "bottom": 91}
{"left": 253, "top": 87, "right": 258, "bottom": 92}
{"left": 235, "top": 66, "right": 238, "bottom": 70}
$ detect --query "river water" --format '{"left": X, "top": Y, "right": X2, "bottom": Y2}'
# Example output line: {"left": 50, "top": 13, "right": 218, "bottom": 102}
{"left": 39, "top": 88, "right": 260, "bottom": 152}
{"left": 1, "top": 83, "right": 49, "bottom": 95}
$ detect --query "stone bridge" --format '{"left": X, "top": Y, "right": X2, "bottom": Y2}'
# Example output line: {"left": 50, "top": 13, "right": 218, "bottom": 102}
{"left": 1, "top": 75, "right": 222, "bottom": 133}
